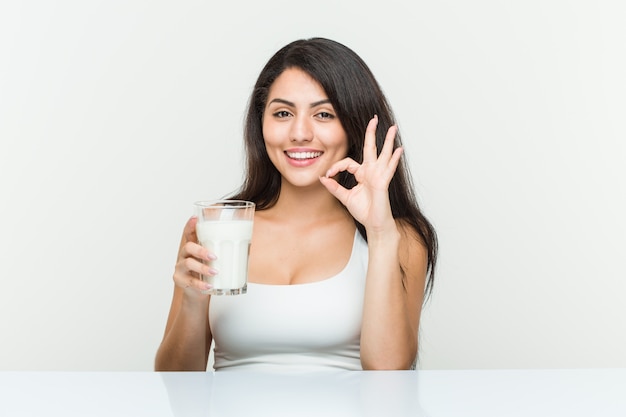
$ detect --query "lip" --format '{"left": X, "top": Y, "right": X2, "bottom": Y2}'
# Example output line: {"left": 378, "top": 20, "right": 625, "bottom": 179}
{"left": 284, "top": 148, "right": 323, "bottom": 167}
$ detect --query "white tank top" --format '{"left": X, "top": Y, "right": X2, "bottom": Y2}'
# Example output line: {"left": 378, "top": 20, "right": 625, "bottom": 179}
{"left": 209, "top": 231, "right": 368, "bottom": 371}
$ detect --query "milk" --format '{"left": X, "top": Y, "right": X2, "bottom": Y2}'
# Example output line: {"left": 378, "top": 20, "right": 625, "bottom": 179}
{"left": 196, "top": 220, "right": 253, "bottom": 295}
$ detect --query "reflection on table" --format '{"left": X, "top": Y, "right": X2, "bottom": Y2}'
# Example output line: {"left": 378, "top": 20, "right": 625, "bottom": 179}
{"left": 0, "top": 368, "right": 625, "bottom": 416}
{"left": 162, "top": 370, "right": 423, "bottom": 417}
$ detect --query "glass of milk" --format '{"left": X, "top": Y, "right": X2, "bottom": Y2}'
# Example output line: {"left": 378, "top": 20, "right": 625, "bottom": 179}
{"left": 193, "top": 200, "right": 255, "bottom": 295}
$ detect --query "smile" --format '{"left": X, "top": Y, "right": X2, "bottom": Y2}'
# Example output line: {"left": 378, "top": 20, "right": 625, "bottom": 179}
{"left": 285, "top": 151, "right": 323, "bottom": 160}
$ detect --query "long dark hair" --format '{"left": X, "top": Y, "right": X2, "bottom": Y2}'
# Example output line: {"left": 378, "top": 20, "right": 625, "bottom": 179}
{"left": 232, "top": 38, "right": 437, "bottom": 297}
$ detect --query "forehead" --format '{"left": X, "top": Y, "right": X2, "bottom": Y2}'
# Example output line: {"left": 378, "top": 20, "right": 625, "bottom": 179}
{"left": 267, "top": 68, "right": 328, "bottom": 102}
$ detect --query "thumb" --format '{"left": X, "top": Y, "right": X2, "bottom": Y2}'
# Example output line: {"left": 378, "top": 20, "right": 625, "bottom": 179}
{"left": 319, "top": 176, "right": 350, "bottom": 206}
{"left": 183, "top": 216, "right": 199, "bottom": 243}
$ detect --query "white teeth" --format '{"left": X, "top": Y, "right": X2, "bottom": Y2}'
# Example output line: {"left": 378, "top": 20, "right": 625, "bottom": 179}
{"left": 286, "top": 151, "right": 322, "bottom": 160}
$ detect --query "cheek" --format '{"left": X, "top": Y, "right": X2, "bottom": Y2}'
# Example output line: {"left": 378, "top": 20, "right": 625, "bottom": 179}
{"left": 262, "top": 130, "right": 282, "bottom": 166}
{"left": 341, "top": 137, "right": 349, "bottom": 154}
{"left": 261, "top": 120, "right": 269, "bottom": 144}
{"left": 333, "top": 134, "right": 350, "bottom": 157}
{"left": 262, "top": 121, "right": 282, "bottom": 148}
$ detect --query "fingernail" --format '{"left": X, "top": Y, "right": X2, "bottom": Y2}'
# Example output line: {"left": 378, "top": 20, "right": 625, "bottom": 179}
{"left": 208, "top": 268, "right": 219, "bottom": 275}
{"left": 207, "top": 253, "right": 217, "bottom": 260}
{"left": 203, "top": 283, "right": 212, "bottom": 290}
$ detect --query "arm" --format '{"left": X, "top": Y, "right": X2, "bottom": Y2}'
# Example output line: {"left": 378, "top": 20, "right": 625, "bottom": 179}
{"left": 320, "top": 115, "right": 426, "bottom": 369}
{"left": 359, "top": 221, "right": 427, "bottom": 369}
{"left": 155, "top": 217, "right": 214, "bottom": 371}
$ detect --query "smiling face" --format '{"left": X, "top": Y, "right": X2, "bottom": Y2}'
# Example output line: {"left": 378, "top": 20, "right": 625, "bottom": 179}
{"left": 262, "top": 67, "right": 349, "bottom": 189}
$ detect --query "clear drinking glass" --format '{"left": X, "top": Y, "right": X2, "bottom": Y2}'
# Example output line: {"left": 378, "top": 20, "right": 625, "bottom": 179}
{"left": 194, "top": 200, "right": 255, "bottom": 295}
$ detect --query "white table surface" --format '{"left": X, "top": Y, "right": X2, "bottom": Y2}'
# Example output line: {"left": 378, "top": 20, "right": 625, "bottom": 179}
{"left": 0, "top": 368, "right": 624, "bottom": 416}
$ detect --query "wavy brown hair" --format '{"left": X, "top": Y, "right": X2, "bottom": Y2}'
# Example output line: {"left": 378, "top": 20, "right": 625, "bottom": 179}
{"left": 231, "top": 38, "right": 437, "bottom": 297}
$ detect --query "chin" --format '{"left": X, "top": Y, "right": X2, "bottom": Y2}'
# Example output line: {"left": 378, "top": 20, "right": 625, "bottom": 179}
{"left": 282, "top": 176, "right": 324, "bottom": 189}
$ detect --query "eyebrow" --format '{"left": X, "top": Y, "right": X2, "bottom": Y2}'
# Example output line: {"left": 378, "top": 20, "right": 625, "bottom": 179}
{"left": 267, "top": 98, "right": 332, "bottom": 108}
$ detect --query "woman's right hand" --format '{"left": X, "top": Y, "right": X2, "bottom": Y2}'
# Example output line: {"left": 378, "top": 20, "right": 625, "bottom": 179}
{"left": 173, "top": 216, "right": 217, "bottom": 297}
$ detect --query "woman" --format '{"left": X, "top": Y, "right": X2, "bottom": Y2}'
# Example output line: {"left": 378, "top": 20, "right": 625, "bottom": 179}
{"left": 155, "top": 38, "right": 437, "bottom": 371}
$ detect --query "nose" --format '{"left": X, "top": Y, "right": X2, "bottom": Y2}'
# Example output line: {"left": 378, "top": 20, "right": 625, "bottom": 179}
{"left": 289, "top": 115, "right": 313, "bottom": 142}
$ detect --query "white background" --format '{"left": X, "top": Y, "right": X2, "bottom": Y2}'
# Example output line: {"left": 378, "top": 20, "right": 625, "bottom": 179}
{"left": 1, "top": 0, "right": 624, "bottom": 371}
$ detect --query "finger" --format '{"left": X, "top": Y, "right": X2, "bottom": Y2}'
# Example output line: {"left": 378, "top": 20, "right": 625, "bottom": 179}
{"left": 182, "top": 256, "right": 218, "bottom": 279}
{"left": 183, "top": 216, "right": 199, "bottom": 244}
{"left": 174, "top": 217, "right": 215, "bottom": 294}
{"left": 319, "top": 176, "right": 352, "bottom": 206}
{"left": 362, "top": 115, "right": 378, "bottom": 163}
{"left": 378, "top": 125, "right": 398, "bottom": 161}
{"left": 181, "top": 240, "right": 217, "bottom": 263}
{"left": 385, "top": 147, "right": 404, "bottom": 178}
{"left": 177, "top": 271, "right": 213, "bottom": 293}
{"left": 325, "top": 157, "right": 360, "bottom": 178}
{"left": 174, "top": 258, "right": 216, "bottom": 291}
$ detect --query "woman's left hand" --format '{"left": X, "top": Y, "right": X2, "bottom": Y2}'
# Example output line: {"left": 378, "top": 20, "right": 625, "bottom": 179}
{"left": 320, "top": 115, "right": 403, "bottom": 234}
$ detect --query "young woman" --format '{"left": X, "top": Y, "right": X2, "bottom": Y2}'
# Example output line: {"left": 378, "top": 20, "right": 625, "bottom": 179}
{"left": 155, "top": 38, "right": 437, "bottom": 371}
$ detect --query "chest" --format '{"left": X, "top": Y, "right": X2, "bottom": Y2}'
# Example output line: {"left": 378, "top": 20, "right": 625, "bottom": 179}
{"left": 247, "top": 221, "right": 357, "bottom": 285}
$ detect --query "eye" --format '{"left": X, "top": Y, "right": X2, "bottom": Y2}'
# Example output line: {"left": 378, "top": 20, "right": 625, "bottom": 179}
{"left": 273, "top": 110, "right": 292, "bottom": 118}
{"left": 316, "top": 111, "right": 335, "bottom": 120}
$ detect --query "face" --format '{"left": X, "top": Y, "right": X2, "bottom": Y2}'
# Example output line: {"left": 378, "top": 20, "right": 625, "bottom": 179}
{"left": 262, "top": 67, "right": 348, "bottom": 189}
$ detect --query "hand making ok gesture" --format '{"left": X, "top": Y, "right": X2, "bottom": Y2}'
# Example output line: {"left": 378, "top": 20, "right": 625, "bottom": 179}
{"left": 320, "top": 115, "right": 403, "bottom": 235}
